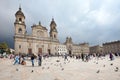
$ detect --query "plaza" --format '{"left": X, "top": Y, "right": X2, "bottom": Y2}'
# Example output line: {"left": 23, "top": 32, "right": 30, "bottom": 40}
{"left": 0, "top": 55, "right": 120, "bottom": 80}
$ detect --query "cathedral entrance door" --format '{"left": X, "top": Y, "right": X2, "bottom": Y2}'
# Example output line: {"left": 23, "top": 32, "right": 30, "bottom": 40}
{"left": 38, "top": 48, "right": 42, "bottom": 54}
{"left": 48, "top": 49, "right": 51, "bottom": 55}
{"left": 28, "top": 48, "right": 32, "bottom": 54}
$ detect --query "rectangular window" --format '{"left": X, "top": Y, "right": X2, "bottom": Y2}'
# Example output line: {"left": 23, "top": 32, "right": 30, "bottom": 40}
{"left": 19, "top": 45, "right": 21, "bottom": 49}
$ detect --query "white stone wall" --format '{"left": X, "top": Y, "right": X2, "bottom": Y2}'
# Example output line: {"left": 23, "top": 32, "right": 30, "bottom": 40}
{"left": 15, "top": 24, "right": 26, "bottom": 35}
{"left": 14, "top": 38, "right": 27, "bottom": 54}
{"left": 56, "top": 44, "right": 67, "bottom": 55}
{"left": 72, "top": 46, "right": 81, "bottom": 55}
{"left": 32, "top": 25, "right": 48, "bottom": 38}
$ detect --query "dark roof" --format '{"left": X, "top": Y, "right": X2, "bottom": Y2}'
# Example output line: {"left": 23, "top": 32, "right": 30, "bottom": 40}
{"left": 50, "top": 18, "right": 56, "bottom": 26}
{"left": 15, "top": 7, "right": 25, "bottom": 18}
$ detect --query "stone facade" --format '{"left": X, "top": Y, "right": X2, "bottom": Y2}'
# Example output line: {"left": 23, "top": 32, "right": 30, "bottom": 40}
{"left": 14, "top": 7, "right": 59, "bottom": 55}
{"left": 79, "top": 43, "right": 90, "bottom": 54}
{"left": 103, "top": 40, "right": 120, "bottom": 54}
{"left": 64, "top": 37, "right": 89, "bottom": 55}
{"left": 56, "top": 44, "right": 67, "bottom": 55}
{"left": 90, "top": 45, "right": 103, "bottom": 54}
{"left": 14, "top": 7, "right": 90, "bottom": 56}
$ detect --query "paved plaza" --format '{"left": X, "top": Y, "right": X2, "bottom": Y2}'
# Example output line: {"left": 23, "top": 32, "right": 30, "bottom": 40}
{"left": 0, "top": 56, "right": 120, "bottom": 80}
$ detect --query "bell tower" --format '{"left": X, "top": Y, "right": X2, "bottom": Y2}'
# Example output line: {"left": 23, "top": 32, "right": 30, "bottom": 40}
{"left": 49, "top": 18, "right": 58, "bottom": 39}
{"left": 14, "top": 6, "right": 26, "bottom": 35}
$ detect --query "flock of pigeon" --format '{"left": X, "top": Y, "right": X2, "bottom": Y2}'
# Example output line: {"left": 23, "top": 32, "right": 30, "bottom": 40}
{"left": 15, "top": 57, "right": 119, "bottom": 80}
{"left": 94, "top": 60, "right": 119, "bottom": 74}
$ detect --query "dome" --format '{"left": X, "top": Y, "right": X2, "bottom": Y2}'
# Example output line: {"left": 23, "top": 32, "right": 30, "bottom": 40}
{"left": 15, "top": 7, "right": 25, "bottom": 18}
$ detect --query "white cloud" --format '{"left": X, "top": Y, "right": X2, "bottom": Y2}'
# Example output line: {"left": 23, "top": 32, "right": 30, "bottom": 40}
{"left": 87, "top": 9, "right": 111, "bottom": 26}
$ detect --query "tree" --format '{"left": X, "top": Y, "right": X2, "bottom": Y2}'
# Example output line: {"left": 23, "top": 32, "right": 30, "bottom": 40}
{"left": 0, "top": 42, "right": 8, "bottom": 49}
{"left": 0, "top": 42, "right": 9, "bottom": 54}
{"left": 6, "top": 48, "right": 11, "bottom": 54}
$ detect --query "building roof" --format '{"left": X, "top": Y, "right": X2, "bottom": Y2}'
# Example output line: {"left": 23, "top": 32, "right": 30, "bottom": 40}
{"left": 50, "top": 18, "right": 56, "bottom": 26}
{"left": 15, "top": 7, "right": 25, "bottom": 18}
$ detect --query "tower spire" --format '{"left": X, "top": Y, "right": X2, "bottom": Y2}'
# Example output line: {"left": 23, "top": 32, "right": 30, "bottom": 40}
{"left": 52, "top": 18, "right": 54, "bottom": 21}
{"left": 19, "top": 3, "right": 21, "bottom": 10}
{"left": 19, "top": 0, "right": 22, "bottom": 10}
{"left": 39, "top": 21, "right": 41, "bottom": 25}
{"left": 52, "top": 16, "right": 54, "bottom": 21}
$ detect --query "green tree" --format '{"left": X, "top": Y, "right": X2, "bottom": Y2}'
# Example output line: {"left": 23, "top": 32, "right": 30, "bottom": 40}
{"left": 0, "top": 42, "right": 8, "bottom": 49}
{"left": 0, "top": 42, "right": 9, "bottom": 54}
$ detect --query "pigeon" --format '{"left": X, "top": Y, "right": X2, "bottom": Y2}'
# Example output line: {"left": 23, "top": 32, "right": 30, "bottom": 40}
{"left": 31, "top": 70, "right": 34, "bottom": 73}
{"left": 116, "top": 67, "right": 119, "bottom": 70}
{"left": 96, "top": 70, "right": 100, "bottom": 73}
{"left": 64, "top": 62, "right": 66, "bottom": 64}
{"left": 103, "top": 65, "right": 105, "bottom": 67}
{"left": 110, "top": 63, "right": 113, "bottom": 66}
{"left": 56, "top": 60, "right": 60, "bottom": 62}
{"left": 61, "top": 68, "right": 64, "bottom": 71}
{"left": 115, "top": 69, "right": 118, "bottom": 72}
{"left": 115, "top": 67, "right": 119, "bottom": 72}
{"left": 16, "top": 68, "right": 19, "bottom": 71}
{"left": 42, "top": 67, "right": 44, "bottom": 69}
{"left": 68, "top": 61, "right": 70, "bottom": 63}
{"left": 47, "top": 67, "right": 50, "bottom": 69}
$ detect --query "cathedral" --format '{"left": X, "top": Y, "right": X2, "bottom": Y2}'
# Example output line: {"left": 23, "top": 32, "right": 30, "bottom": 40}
{"left": 14, "top": 7, "right": 89, "bottom": 55}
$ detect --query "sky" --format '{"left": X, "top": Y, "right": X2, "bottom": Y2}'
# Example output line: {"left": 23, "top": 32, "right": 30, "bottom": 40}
{"left": 0, "top": 0, "right": 120, "bottom": 48}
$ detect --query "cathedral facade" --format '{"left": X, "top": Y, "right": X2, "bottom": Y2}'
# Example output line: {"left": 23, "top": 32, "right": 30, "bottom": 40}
{"left": 14, "top": 7, "right": 89, "bottom": 55}
{"left": 14, "top": 7, "right": 59, "bottom": 55}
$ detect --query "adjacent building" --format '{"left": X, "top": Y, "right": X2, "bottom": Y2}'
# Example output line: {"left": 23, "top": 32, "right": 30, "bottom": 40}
{"left": 103, "top": 40, "right": 120, "bottom": 54}
{"left": 64, "top": 37, "right": 89, "bottom": 55}
{"left": 56, "top": 44, "right": 67, "bottom": 55}
{"left": 90, "top": 45, "right": 103, "bottom": 54}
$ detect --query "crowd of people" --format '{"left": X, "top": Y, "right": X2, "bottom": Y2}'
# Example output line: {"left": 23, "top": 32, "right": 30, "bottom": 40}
{"left": 1, "top": 52, "right": 120, "bottom": 67}
{"left": 13, "top": 53, "right": 42, "bottom": 67}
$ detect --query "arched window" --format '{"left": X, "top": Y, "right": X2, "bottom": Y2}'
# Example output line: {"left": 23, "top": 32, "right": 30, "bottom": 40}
{"left": 54, "top": 34, "right": 56, "bottom": 38}
{"left": 19, "top": 45, "right": 21, "bottom": 49}
{"left": 18, "top": 28, "right": 22, "bottom": 33}
{"left": 19, "top": 18, "right": 22, "bottom": 22}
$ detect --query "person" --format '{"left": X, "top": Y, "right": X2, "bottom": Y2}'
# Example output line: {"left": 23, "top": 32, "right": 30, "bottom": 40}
{"left": 64, "top": 53, "right": 68, "bottom": 61}
{"left": 10, "top": 54, "right": 14, "bottom": 59}
{"left": 18, "top": 54, "right": 21, "bottom": 64}
{"left": 21, "top": 55, "right": 26, "bottom": 65}
{"left": 109, "top": 53, "right": 114, "bottom": 60}
{"left": 31, "top": 54, "right": 35, "bottom": 67}
{"left": 81, "top": 53, "right": 84, "bottom": 61}
{"left": 38, "top": 53, "right": 42, "bottom": 66}
{"left": 13, "top": 54, "right": 19, "bottom": 65}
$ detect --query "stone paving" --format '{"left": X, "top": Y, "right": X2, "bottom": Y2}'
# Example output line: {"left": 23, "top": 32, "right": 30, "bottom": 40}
{"left": 0, "top": 56, "right": 120, "bottom": 80}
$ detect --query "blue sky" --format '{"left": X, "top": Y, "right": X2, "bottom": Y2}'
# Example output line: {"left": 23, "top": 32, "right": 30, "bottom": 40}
{"left": 0, "top": 0, "right": 120, "bottom": 48}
